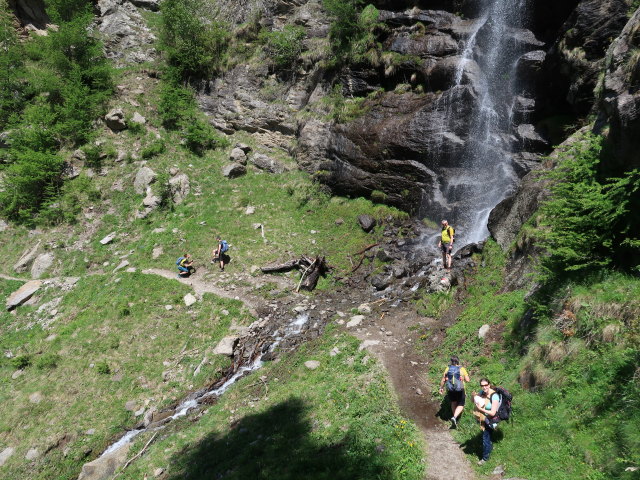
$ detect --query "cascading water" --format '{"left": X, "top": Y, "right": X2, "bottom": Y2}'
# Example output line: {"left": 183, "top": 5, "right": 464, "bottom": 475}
{"left": 438, "top": 0, "right": 531, "bottom": 245}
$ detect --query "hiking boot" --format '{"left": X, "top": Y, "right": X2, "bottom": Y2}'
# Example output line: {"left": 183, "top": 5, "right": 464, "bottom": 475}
{"left": 477, "top": 460, "right": 486, "bottom": 466}
{"left": 450, "top": 417, "right": 457, "bottom": 428}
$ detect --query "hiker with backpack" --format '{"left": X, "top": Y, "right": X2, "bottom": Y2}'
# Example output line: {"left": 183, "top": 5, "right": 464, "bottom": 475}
{"left": 438, "top": 220, "right": 455, "bottom": 271}
{"left": 212, "top": 236, "right": 229, "bottom": 271}
{"left": 176, "top": 253, "right": 194, "bottom": 278}
{"left": 475, "top": 378, "right": 514, "bottom": 466}
{"left": 438, "top": 355, "right": 470, "bottom": 428}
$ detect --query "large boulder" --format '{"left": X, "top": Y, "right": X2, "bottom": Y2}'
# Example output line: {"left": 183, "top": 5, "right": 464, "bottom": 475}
{"left": 14, "top": 242, "right": 40, "bottom": 273}
{"left": 250, "top": 153, "right": 287, "bottom": 174}
{"left": 77, "top": 443, "right": 131, "bottom": 480}
{"left": 30, "top": 252, "right": 54, "bottom": 279}
{"left": 6, "top": 280, "right": 42, "bottom": 311}
{"left": 222, "top": 163, "right": 247, "bottom": 178}
{"left": 169, "top": 173, "right": 190, "bottom": 204}
{"left": 104, "top": 108, "right": 126, "bottom": 131}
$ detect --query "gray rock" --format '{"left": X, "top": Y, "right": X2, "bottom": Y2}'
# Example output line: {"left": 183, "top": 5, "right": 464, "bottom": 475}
{"left": 130, "top": 112, "right": 146, "bottom": 125}
{"left": 183, "top": 293, "right": 197, "bottom": 307}
{"left": 493, "top": 465, "right": 505, "bottom": 475}
{"left": 304, "top": 360, "right": 320, "bottom": 370}
{"left": 30, "top": 253, "right": 54, "bottom": 279}
{"left": 169, "top": 167, "right": 179, "bottom": 176}
{"left": 0, "top": 219, "right": 7, "bottom": 232}
{"left": 6, "top": 280, "right": 42, "bottom": 311}
{"left": 370, "top": 275, "right": 391, "bottom": 291}
{"left": 478, "top": 324, "right": 490, "bottom": 339}
{"left": 130, "top": 0, "right": 160, "bottom": 11}
{"left": 124, "top": 400, "right": 137, "bottom": 411}
{"left": 358, "top": 340, "right": 380, "bottom": 351}
{"left": 346, "top": 315, "right": 365, "bottom": 328}
{"left": 104, "top": 108, "right": 126, "bottom": 131}
{"left": 29, "top": 391, "right": 43, "bottom": 403}
{"left": 230, "top": 147, "right": 247, "bottom": 164}
{"left": 12, "top": 369, "right": 24, "bottom": 379}
{"left": 134, "top": 166, "right": 157, "bottom": 194}
{"left": 251, "top": 153, "right": 287, "bottom": 174}
{"left": 357, "top": 214, "right": 376, "bottom": 233}
{"left": 152, "top": 246, "right": 163, "bottom": 259}
{"left": 357, "top": 303, "right": 371, "bottom": 314}
{"left": 222, "top": 163, "right": 247, "bottom": 178}
{"left": 0, "top": 447, "right": 14, "bottom": 467}
{"left": 113, "top": 260, "right": 130, "bottom": 272}
{"left": 13, "top": 242, "right": 41, "bottom": 273}
{"left": 169, "top": 173, "right": 190, "bottom": 204}
{"left": 213, "top": 336, "right": 239, "bottom": 356}
{"left": 25, "top": 448, "right": 40, "bottom": 460}
{"left": 77, "top": 443, "right": 131, "bottom": 480}
{"left": 99, "top": 232, "right": 116, "bottom": 245}
{"left": 235, "top": 143, "right": 251, "bottom": 153}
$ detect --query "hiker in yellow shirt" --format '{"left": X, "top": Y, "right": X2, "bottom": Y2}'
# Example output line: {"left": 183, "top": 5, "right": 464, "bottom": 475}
{"left": 438, "top": 355, "right": 470, "bottom": 428}
{"left": 438, "top": 219, "right": 454, "bottom": 270}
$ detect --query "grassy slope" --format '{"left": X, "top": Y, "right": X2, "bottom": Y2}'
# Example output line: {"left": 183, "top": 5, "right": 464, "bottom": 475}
{"left": 426, "top": 241, "right": 640, "bottom": 479}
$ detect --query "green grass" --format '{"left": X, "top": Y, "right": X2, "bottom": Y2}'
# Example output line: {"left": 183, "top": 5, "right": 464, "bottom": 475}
{"left": 0, "top": 272, "right": 249, "bottom": 479}
{"left": 116, "top": 324, "right": 425, "bottom": 480}
{"left": 426, "top": 241, "right": 640, "bottom": 479}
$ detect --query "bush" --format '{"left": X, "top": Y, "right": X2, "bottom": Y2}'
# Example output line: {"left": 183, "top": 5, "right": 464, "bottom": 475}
{"left": 141, "top": 139, "right": 166, "bottom": 159}
{"left": 539, "top": 132, "right": 640, "bottom": 278}
{"left": 35, "top": 353, "right": 60, "bottom": 370}
{"left": 323, "top": 0, "right": 380, "bottom": 64}
{"left": 259, "top": 25, "right": 307, "bottom": 70}
{"left": 39, "top": 175, "right": 101, "bottom": 225}
{"left": 95, "top": 361, "right": 111, "bottom": 375}
{"left": 182, "top": 120, "right": 228, "bottom": 155}
{"left": 158, "top": 80, "right": 196, "bottom": 130}
{"left": 0, "top": 1, "right": 26, "bottom": 130}
{"left": 10, "top": 355, "right": 31, "bottom": 370}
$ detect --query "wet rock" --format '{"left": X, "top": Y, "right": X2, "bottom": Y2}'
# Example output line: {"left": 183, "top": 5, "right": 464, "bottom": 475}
{"left": 392, "top": 264, "right": 408, "bottom": 278}
{"left": 169, "top": 173, "right": 190, "bottom": 204}
{"left": 0, "top": 447, "right": 15, "bottom": 467}
{"left": 213, "top": 336, "right": 239, "bottom": 356}
{"left": 516, "top": 124, "right": 548, "bottom": 150}
{"left": 478, "top": 324, "right": 490, "bottom": 339}
{"left": 6, "top": 280, "right": 42, "bottom": 311}
{"left": 30, "top": 252, "right": 54, "bottom": 279}
{"left": 304, "top": 360, "right": 320, "bottom": 370}
{"left": 183, "top": 294, "right": 197, "bottom": 307}
{"left": 99, "top": 232, "right": 116, "bottom": 245}
{"left": 357, "top": 214, "right": 376, "bottom": 233}
{"left": 134, "top": 167, "right": 157, "bottom": 194}
{"left": 104, "top": 108, "right": 126, "bottom": 131}
{"left": 230, "top": 147, "right": 247, "bottom": 164}
{"left": 222, "top": 163, "right": 247, "bottom": 178}
{"left": 77, "top": 442, "right": 131, "bottom": 480}
{"left": 14, "top": 242, "right": 41, "bottom": 273}
{"left": 251, "top": 153, "right": 287, "bottom": 174}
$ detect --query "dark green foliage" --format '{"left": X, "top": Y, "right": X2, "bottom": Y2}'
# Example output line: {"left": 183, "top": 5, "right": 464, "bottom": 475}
{"left": 259, "top": 25, "right": 307, "bottom": 70}
{"left": 10, "top": 355, "right": 31, "bottom": 370}
{"left": 141, "top": 139, "right": 166, "bottom": 159}
{"left": 322, "top": 0, "right": 380, "bottom": 64}
{"left": 0, "top": 1, "right": 26, "bottom": 129}
{"left": 183, "top": 120, "right": 229, "bottom": 156}
{"left": 158, "top": 80, "right": 197, "bottom": 129}
{"left": 160, "top": 0, "right": 230, "bottom": 80}
{"left": 0, "top": 150, "right": 64, "bottom": 222}
{"left": 35, "top": 353, "right": 60, "bottom": 370}
{"left": 539, "top": 133, "right": 640, "bottom": 277}
{"left": 95, "top": 361, "right": 111, "bottom": 375}
{"left": 39, "top": 175, "right": 101, "bottom": 225}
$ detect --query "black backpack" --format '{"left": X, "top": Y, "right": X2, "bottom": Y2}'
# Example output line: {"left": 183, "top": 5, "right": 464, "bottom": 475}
{"left": 491, "top": 386, "right": 513, "bottom": 422}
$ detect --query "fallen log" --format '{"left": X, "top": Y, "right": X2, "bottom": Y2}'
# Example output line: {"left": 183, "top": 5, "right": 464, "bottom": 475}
{"left": 261, "top": 255, "right": 328, "bottom": 291}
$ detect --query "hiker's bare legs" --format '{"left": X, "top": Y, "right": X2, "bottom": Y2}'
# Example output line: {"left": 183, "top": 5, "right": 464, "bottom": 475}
{"left": 453, "top": 403, "right": 464, "bottom": 419}
{"left": 446, "top": 248, "right": 452, "bottom": 269}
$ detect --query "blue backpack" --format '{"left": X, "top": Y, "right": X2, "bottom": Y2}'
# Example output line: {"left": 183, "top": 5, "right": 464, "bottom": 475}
{"left": 445, "top": 365, "right": 464, "bottom": 392}
{"left": 220, "top": 240, "right": 229, "bottom": 253}
{"left": 176, "top": 257, "right": 185, "bottom": 266}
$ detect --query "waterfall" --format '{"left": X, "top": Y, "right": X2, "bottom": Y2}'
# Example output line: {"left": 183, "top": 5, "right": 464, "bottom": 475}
{"left": 439, "top": 0, "right": 530, "bottom": 245}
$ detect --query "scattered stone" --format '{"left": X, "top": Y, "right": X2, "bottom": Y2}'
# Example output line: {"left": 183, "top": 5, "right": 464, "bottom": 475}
{"left": 30, "top": 253, "right": 54, "bottom": 279}
{"left": 0, "top": 447, "right": 15, "bottom": 467}
{"left": 142, "top": 188, "right": 161, "bottom": 208}
{"left": 330, "top": 347, "right": 340, "bottom": 357}
{"left": 154, "top": 467, "right": 165, "bottom": 477}
{"left": 304, "top": 360, "right": 320, "bottom": 370}
{"left": 250, "top": 265, "right": 260, "bottom": 274}
{"left": 230, "top": 147, "right": 247, "bottom": 164}
{"left": 45, "top": 334, "right": 57, "bottom": 342}
{"left": 183, "top": 294, "right": 197, "bottom": 307}
{"left": 152, "top": 246, "right": 163, "bottom": 259}
{"left": 125, "top": 400, "right": 137, "bottom": 411}
{"left": 245, "top": 205, "right": 255, "bottom": 215}
{"left": 99, "top": 232, "right": 116, "bottom": 245}
{"left": 164, "top": 305, "right": 173, "bottom": 311}
{"left": 25, "top": 448, "right": 39, "bottom": 461}
{"left": 235, "top": 143, "right": 251, "bottom": 153}
{"left": 134, "top": 167, "right": 157, "bottom": 194}
{"left": 357, "top": 214, "right": 376, "bottom": 233}
{"left": 104, "top": 108, "right": 126, "bottom": 131}
{"left": 134, "top": 407, "right": 145, "bottom": 417}
{"left": 293, "top": 306, "right": 307, "bottom": 313}
{"left": 29, "top": 392, "right": 43, "bottom": 404}
{"left": 478, "top": 324, "right": 490, "bottom": 339}
{"left": 370, "top": 275, "right": 391, "bottom": 291}
{"left": 126, "top": 268, "right": 136, "bottom": 273}
{"left": 346, "top": 315, "right": 364, "bottom": 328}
{"left": 251, "top": 153, "right": 287, "bottom": 174}
{"left": 493, "top": 465, "right": 505, "bottom": 475}
{"left": 130, "top": 112, "right": 146, "bottom": 125}
{"left": 113, "top": 260, "right": 130, "bottom": 273}
{"left": 357, "top": 303, "right": 371, "bottom": 314}
{"left": 13, "top": 242, "right": 41, "bottom": 273}
{"left": 169, "top": 173, "right": 190, "bottom": 204}
{"left": 213, "top": 336, "right": 239, "bottom": 356}
{"left": 152, "top": 228, "right": 166, "bottom": 234}
{"left": 222, "top": 163, "right": 246, "bottom": 178}
{"left": 221, "top": 309, "right": 229, "bottom": 316}
{"left": 12, "top": 369, "right": 24, "bottom": 379}
{"left": 335, "top": 218, "right": 344, "bottom": 225}
{"left": 86, "top": 429, "right": 95, "bottom": 435}
{"left": 6, "top": 280, "right": 42, "bottom": 311}
{"left": 358, "top": 340, "right": 380, "bottom": 351}
{"left": 415, "top": 388, "right": 423, "bottom": 395}
{"left": 0, "top": 219, "right": 8, "bottom": 232}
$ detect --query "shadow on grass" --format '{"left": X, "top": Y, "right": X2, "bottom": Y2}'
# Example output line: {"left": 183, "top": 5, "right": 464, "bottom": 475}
{"left": 459, "top": 428, "right": 504, "bottom": 460}
{"left": 167, "top": 398, "right": 397, "bottom": 480}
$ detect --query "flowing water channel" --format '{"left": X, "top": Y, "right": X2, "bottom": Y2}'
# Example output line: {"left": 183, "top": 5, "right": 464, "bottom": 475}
{"left": 99, "top": 313, "right": 310, "bottom": 459}
{"left": 438, "top": 0, "right": 531, "bottom": 246}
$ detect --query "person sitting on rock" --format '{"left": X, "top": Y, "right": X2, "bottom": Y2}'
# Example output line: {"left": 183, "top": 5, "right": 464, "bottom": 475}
{"left": 438, "top": 219, "right": 455, "bottom": 271}
{"left": 177, "top": 253, "right": 194, "bottom": 277}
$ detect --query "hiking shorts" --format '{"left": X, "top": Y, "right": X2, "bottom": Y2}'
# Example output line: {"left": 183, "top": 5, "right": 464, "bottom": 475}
{"left": 441, "top": 243, "right": 453, "bottom": 254}
{"left": 447, "top": 389, "right": 466, "bottom": 406}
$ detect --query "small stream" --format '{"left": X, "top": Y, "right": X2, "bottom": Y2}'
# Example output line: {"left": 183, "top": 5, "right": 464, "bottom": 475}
{"left": 99, "top": 313, "right": 310, "bottom": 458}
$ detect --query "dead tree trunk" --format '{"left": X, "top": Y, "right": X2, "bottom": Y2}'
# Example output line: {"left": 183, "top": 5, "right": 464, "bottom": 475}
{"left": 261, "top": 256, "right": 328, "bottom": 291}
